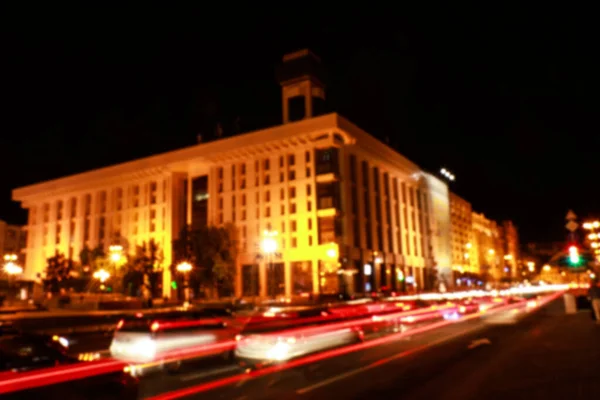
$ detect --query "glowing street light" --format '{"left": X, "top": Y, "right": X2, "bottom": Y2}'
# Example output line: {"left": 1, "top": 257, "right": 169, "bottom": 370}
{"left": 176, "top": 261, "right": 193, "bottom": 303}
{"left": 109, "top": 245, "right": 123, "bottom": 263}
{"left": 93, "top": 269, "right": 110, "bottom": 283}
{"left": 3, "top": 253, "right": 22, "bottom": 276}
{"left": 176, "top": 261, "right": 193, "bottom": 273}
{"left": 440, "top": 168, "right": 456, "bottom": 182}
{"left": 543, "top": 265, "right": 551, "bottom": 272}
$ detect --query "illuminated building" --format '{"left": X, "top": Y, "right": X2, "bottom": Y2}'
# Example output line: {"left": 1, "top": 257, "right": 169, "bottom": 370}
{"left": 0, "top": 219, "right": 26, "bottom": 262}
{"left": 13, "top": 50, "right": 442, "bottom": 297}
{"left": 423, "top": 174, "right": 452, "bottom": 288}
{"left": 449, "top": 193, "right": 474, "bottom": 277}
{"left": 499, "top": 220, "right": 520, "bottom": 278}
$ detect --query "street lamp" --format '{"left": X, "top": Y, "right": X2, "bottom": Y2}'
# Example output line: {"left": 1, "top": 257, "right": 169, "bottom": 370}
{"left": 4, "top": 254, "right": 23, "bottom": 277}
{"left": 261, "top": 230, "right": 278, "bottom": 299}
{"left": 93, "top": 268, "right": 110, "bottom": 285}
{"left": 176, "top": 261, "right": 193, "bottom": 304}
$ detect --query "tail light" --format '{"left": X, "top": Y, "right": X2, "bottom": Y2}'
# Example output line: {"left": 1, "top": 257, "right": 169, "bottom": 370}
{"left": 150, "top": 321, "right": 160, "bottom": 332}
{"left": 116, "top": 319, "right": 124, "bottom": 330}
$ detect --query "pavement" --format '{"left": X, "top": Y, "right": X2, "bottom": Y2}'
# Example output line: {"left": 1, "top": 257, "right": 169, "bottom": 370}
{"left": 128, "top": 295, "right": 600, "bottom": 400}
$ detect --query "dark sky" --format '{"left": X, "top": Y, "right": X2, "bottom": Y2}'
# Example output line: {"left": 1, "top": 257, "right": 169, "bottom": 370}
{"left": 1, "top": 6, "right": 598, "bottom": 244}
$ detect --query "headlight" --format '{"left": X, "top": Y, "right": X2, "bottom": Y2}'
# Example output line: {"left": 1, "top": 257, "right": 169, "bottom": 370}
{"left": 266, "top": 342, "right": 290, "bottom": 361}
{"left": 52, "top": 335, "right": 69, "bottom": 348}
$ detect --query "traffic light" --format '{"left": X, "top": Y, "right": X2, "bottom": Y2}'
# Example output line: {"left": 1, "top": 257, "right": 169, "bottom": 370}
{"left": 568, "top": 245, "right": 581, "bottom": 266}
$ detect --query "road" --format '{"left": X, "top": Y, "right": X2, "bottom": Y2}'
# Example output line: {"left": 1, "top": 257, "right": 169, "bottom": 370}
{"left": 128, "top": 296, "right": 600, "bottom": 400}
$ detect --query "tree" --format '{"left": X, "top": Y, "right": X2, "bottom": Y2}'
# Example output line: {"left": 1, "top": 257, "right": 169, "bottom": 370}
{"left": 122, "top": 239, "right": 163, "bottom": 297}
{"left": 173, "top": 223, "right": 238, "bottom": 298}
{"left": 79, "top": 244, "right": 106, "bottom": 272}
{"left": 45, "top": 251, "right": 72, "bottom": 293}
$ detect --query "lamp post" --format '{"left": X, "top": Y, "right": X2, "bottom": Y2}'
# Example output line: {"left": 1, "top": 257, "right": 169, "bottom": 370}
{"left": 93, "top": 268, "right": 110, "bottom": 292}
{"left": 4, "top": 254, "right": 23, "bottom": 297}
{"left": 176, "top": 261, "right": 193, "bottom": 304}
{"left": 261, "top": 230, "right": 278, "bottom": 299}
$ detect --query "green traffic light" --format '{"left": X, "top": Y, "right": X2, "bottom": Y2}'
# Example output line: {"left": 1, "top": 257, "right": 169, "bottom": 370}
{"left": 171, "top": 281, "right": 178, "bottom": 289}
{"left": 569, "top": 254, "right": 581, "bottom": 265}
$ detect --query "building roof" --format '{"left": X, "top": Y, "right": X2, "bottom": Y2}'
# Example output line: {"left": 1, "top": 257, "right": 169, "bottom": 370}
{"left": 13, "top": 113, "right": 422, "bottom": 204}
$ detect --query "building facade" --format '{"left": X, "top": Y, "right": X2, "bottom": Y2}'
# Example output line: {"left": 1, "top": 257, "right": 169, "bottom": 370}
{"left": 449, "top": 192, "right": 474, "bottom": 276}
{"left": 0, "top": 219, "right": 27, "bottom": 261}
{"left": 423, "top": 174, "right": 452, "bottom": 288}
{"left": 501, "top": 220, "right": 520, "bottom": 278}
{"left": 12, "top": 50, "right": 444, "bottom": 298}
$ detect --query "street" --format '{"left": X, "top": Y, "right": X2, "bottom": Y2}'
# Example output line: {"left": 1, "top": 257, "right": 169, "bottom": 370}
{"left": 131, "top": 297, "right": 600, "bottom": 400}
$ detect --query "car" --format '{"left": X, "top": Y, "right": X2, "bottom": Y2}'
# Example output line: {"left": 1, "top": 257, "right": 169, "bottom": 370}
{"left": 0, "top": 322, "right": 74, "bottom": 373}
{"left": 109, "top": 308, "right": 237, "bottom": 375}
{"left": 234, "top": 306, "right": 364, "bottom": 368}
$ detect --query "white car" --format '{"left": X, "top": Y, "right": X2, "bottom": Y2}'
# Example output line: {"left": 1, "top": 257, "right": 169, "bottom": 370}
{"left": 234, "top": 307, "right": 363, "bottom": 368}
{"left": 110, "top": 309, "right": 236, "bottom": 375}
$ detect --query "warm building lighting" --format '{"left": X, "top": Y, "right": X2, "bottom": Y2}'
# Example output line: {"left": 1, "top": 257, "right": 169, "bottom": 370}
{"left": 4, "top": 254, "right": 17, "bottom": 262}
{"left": 504, "top": 254, "right": 513, "bottom": 260}
{"left": 488, "top": 249, "right": 495, "bottom": 255}
{"left": 261, "top": 230, "right": 278, "bottom": 255}
{"left": 109, "top": 245, "right": 123, "bottom": 263}
{"left": 326, "top": 245, "right": 338, "bottom": 259}
{"left": 465, "top": 242, "right": 472, "bottom": 249}
{"left": 4, "top": 262, "right": 23, "bottom": 275}
{"left": 543, "top": 264, "right": 551, "bottom": 272}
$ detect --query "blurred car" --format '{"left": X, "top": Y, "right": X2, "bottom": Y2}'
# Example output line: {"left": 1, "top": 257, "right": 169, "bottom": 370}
{"left": 0, "top": 321, "right": 73, "bottom": 372}
{"left": 109, "top": 308, "right": 236, "bottom": 375}
{"left": 235, "top": 306, "right": 363, "bottom": 368}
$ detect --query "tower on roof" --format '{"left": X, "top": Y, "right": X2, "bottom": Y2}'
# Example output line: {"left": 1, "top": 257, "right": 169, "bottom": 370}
{"left": 276, "top": 49, "right": 326, "bottom": 124}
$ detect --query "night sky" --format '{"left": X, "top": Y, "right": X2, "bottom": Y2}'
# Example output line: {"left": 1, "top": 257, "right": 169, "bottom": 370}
{"left": 1, "top": 7, "right": 598, "bottom": 244}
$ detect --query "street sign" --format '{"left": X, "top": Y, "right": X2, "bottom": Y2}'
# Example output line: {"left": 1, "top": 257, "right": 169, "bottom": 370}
{"left": 565, "top": 220, "right": 579, "bottom": 232}
{"left": 566, "top": 210, "right": 577, "bottom": 220}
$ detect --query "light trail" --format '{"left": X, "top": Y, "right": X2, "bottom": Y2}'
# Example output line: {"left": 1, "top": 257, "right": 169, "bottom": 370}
{"left": 146, "top": 291, "right": 564, "bottom": 400}
{"left": 0, "top": 289, "right": 564, "bottom": 396}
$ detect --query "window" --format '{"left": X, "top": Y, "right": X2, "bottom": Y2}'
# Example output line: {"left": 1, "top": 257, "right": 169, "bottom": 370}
{"left": 288, "top": 154, "right": 295, "bottom": 166}
{"left": 306, "top": 184, "right": 312, "bottom": 196}
{"left": 305, "top": 150, "right": 311, "bottom": 163}
{"left": 288, "top": 170, "right": 296, "bottom": 181}
{"left": 315, "top": 148, "right": 339, "bottom": 175}
{"left": 291, "top": 261, "right": 313, "bottom": 295}
{"left": 306, "top": 168, "right": 311, "bottom": 177}
{"left": 318, "top": 216, "right": 336, "bottom": 244}
{"left": 289, "top": 187, "right": 296, "bottom": 198}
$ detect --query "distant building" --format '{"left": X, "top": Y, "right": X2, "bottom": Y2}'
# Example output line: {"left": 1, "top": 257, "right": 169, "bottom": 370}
{"left": 449, "top": 193, "right": 473, "bottom": 279}
{"left": 500, "top": 220, "right": 520, "bottom": 278}
{"left": 12, "top": 50, "right": 443, "bottom": 297}
{"left": 0, "top": 219, "right": 27, "bottom": 262}
{"left": 423, "top": 174, "right": 452, "bottom": 288}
